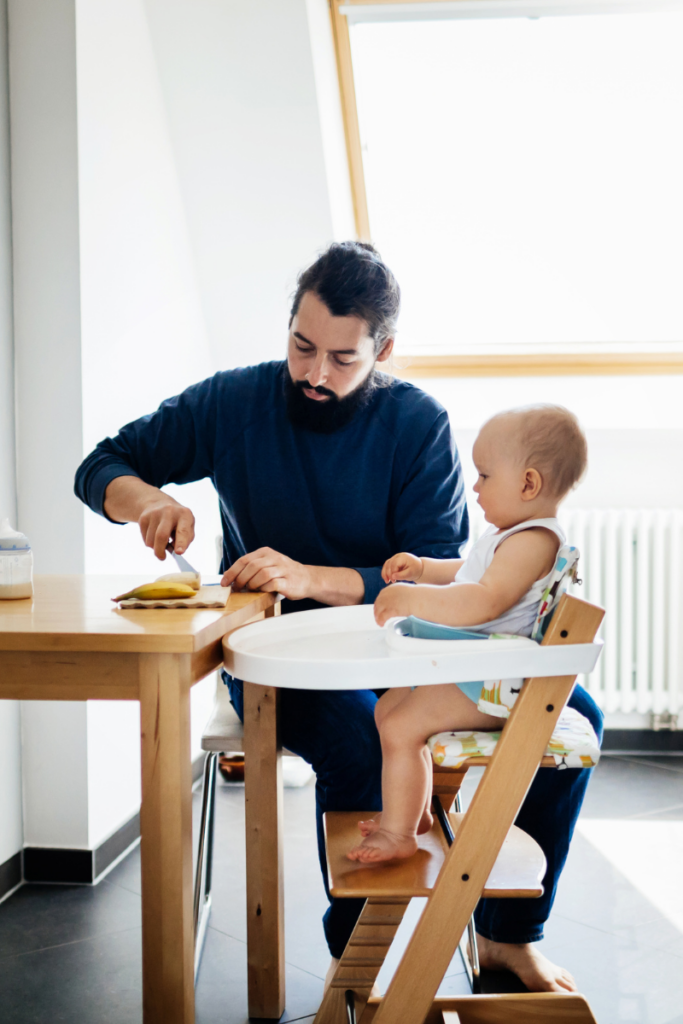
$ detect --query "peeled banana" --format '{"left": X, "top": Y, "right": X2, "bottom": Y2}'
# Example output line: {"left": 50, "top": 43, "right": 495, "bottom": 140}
{"left": 112, "top": 581, "right": 197, "bottom": 602}
{"left": 156, "top": 571, "right": 201, "bottom": 591}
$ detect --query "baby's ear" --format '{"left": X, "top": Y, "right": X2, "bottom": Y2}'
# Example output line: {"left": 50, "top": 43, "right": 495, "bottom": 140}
{"left": 521, "top": 467, "right": 543, "bottom": 501}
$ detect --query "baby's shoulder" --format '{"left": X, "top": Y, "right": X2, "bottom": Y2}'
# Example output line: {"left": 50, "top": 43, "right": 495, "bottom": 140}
{"left": 493, "top": 526, "right": 560, "bottom": 578}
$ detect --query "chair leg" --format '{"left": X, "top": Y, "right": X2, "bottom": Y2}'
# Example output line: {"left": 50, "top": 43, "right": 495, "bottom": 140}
{"left": 194, "top": 750, "right": 218, "bottom": 981}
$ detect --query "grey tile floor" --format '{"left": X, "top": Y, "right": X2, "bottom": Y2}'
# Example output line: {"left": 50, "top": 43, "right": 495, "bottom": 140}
{"left": 0, "top": 754, "right": 681, "bottom": 1023}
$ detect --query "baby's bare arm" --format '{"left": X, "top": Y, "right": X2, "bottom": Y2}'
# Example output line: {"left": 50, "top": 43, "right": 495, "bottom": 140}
{"left": 375, "top": 528, "right": 558, "bottom": 627}
{"left": 382, "top": 552, "right": 463, "bottom": 584}
{"left": 418, "top": 557, "right": 464, "bottom": 585}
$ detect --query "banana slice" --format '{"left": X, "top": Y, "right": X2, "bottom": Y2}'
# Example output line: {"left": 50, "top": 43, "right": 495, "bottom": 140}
{"left": 156, "top": 570, "right": 201, "bottom": 591}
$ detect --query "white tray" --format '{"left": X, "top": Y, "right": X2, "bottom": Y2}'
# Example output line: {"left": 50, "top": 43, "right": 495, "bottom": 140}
{"left": 223, "top": 605, "right": 603, "bottom": 690}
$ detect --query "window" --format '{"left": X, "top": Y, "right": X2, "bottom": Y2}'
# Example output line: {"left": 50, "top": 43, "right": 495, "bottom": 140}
{"left": 331, "top": 0, "right": 683, "bottom": 374}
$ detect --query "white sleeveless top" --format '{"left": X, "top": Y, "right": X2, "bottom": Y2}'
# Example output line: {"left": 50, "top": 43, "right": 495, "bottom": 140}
{"left": 454, "top": 517, "right": 565, "bottom": 637}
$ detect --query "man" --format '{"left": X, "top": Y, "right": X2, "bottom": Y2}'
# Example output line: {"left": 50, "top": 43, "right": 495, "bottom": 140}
{"left": 75, "top": 241, "right": 601, "bottom": 993}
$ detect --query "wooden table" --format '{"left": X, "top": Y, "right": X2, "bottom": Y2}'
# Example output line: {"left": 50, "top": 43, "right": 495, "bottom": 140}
{"left": 0, "top": 575, "right": 278, "bottom": 1024}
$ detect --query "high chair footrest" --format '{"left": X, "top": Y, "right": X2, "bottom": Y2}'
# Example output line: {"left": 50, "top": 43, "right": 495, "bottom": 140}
{"left": 324, "top": 811, "right": 546, "bottom": 899}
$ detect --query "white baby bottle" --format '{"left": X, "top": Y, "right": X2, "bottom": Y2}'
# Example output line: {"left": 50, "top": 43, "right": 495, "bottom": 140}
{"left": 0, "top": 518, "right": 33, "bottom": 599}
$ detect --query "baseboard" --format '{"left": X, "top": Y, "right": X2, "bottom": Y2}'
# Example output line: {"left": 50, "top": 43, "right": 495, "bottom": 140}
{"left": 23, "top": 753, "right": 207, "bottom": 885}
{"left": 0, "top": 851, "right": 21, "bottom": 901}
{"left": 602, "top": 729, "right": 683, "bottom": 754}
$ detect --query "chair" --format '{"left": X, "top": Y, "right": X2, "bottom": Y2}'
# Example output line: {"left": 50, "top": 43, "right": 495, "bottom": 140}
{"left": 316, "top": 593, "right": 604, "bottom": 1024}
{"left": 193, "top": 694, "right": 245, "bottom": 978}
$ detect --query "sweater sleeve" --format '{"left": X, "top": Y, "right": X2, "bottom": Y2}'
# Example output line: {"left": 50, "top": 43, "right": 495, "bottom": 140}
{"left": 74, "top": 376, "right": 219, "bottom": 521}
{"left": 353, "top": 409, "right": 469, "bottom": 604}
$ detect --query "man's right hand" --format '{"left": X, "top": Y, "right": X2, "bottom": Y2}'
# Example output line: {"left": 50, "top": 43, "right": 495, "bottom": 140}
{"left": 138, "top": 495, "right": 195, "bottom": 560}
{"left": 104, "top": 476, "right": 195, "bottom": 560}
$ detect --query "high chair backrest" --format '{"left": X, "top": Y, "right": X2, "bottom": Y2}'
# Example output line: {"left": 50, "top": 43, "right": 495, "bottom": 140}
{"left": 530, "top": 544, "right": 580, "bottom": 641}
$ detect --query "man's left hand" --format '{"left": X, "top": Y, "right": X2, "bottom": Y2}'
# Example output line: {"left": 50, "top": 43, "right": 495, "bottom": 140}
{"left": 374, "top": 582, "right": 416, "bottom": 626}
{"left": 221, "top": 547, "right": 312, "bottom": 601}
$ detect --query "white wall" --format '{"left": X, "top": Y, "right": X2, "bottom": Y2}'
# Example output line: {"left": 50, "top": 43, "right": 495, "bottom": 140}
{"left": 422, "top": 374, "right": 683, "bottom": 516}
{"left": 0, "top": 0, "right": 22, "bottom": 874}
{"left": 142, "top": 0, "right": 338, "bottom": 370}
{"left": 6, "top": 0, "right": 346, "bottom": 857}
{"left": 8, "top": 0, "right": 84, "bottom": 576}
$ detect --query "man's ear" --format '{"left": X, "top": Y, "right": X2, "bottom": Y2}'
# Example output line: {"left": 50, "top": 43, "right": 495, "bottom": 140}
{"left": 375, "top": 338, "right": 395, "bottom": 363}
{"left": 521, "top": 467, "right": 543, "bottom": 501}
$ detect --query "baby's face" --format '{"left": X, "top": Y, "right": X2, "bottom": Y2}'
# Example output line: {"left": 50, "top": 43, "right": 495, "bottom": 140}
{"left": 472, "top": 420, "right": 526, "bottom": 528}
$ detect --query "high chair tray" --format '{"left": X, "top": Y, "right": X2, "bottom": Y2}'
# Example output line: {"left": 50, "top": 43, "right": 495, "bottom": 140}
{"left": 223, "top": 605, "right": 602, "bottom": 689}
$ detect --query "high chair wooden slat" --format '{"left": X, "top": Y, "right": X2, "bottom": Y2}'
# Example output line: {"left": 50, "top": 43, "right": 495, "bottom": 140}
{"left": 314, "top": 595, "right": 604, "bottom": 1024}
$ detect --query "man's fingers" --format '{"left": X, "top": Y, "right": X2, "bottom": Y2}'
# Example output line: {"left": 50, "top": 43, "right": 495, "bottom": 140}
{"left": 173, "top": 510, "right": 195, "bottom": 555}
{"left": 259, "top": 578, "right": 287, "bottom": 596}
{"left": 232, "top": 557, "right": 281, "bottom": 592}
{"left": 153, "top": 519, "right": 174, "bottom": 560}
{"left": 223, "top": 548, "right": 277, "bottom": 585}
{"left": 244, "top": 566, "right": 284, "bottom": 591}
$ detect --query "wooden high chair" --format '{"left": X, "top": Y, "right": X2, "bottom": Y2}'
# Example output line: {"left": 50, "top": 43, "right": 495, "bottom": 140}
{"left": 315, "top": 594, "right": 604, "bottom": 1024}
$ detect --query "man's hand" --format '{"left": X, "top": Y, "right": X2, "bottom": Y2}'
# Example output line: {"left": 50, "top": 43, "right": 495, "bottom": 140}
{"left": 382, "top": 551, "right": 423, "bottom": 584}
{"left": 138, "top": 495, "right": 195, "bottom": 560}
{"left": 374, "top": 582, "right": 416, "bottom": 626}
{"left": 222, "top": 547, "right": 312, "bottom": 601}
{"left": 103, "top": 476, "right": 196, "bottom": 561}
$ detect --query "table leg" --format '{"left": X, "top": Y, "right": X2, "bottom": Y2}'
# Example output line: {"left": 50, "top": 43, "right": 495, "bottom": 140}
{"left": 139, "top": 653, "right": 195, "bottom": 1024}
{"left": 244, "top": 680, "right": 285, "bottom": 1018}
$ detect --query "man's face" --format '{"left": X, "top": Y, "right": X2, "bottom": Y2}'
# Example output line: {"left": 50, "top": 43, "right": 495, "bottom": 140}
{"left": 287, "top": 291, "right": 393, "bottom": 401}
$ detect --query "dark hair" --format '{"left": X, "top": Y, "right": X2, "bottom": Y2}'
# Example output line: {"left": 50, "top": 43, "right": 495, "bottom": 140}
{"left": 290, "top": 242, "right": 400, "bottom": 355}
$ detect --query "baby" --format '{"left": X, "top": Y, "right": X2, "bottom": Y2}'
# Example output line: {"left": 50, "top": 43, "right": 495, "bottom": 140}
{"left": 348, "top": 404, "right": 587, "bottom": 864}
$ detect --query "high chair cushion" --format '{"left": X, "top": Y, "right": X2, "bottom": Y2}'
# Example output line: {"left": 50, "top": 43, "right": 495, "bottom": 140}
{"left": 428, "top": 705, "right": 600, "bottom": 770}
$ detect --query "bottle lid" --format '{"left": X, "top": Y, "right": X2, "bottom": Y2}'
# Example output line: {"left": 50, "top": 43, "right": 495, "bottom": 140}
{"left": 0, "top": 518, "right": 31, "bottom": 551}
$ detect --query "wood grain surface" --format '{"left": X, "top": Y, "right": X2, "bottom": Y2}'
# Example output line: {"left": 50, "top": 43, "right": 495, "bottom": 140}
{"left": 0, "top": 575, "right": 278, "bottom": 654}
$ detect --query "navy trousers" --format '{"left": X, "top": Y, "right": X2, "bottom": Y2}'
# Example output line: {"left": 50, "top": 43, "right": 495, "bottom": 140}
{"left": 226, "top": 675, "right": 603, "bottom": 959}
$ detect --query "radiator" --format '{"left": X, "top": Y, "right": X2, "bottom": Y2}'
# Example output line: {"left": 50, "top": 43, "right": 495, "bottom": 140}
{"left": 561, "top": 510, "right": 683, "bottom": 720}
{"left": 469, "top": 509, "right": 683, "bottom": 721}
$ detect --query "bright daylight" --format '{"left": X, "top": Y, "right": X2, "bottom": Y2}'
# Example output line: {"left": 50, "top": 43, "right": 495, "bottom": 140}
{"left": 351, "top": 10, "right": 683, "bottom": 354}
{"left": 0, "top": 3, "right": 682, "bottom": 1024}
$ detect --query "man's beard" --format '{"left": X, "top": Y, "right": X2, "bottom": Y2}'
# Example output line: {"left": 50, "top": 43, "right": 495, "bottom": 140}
{"left": 284, "top": 371, "right": 376, "bottom": 434}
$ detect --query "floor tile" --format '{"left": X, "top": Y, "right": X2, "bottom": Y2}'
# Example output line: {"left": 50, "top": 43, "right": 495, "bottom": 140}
{"left": 0, "top": 926, "right": 143, "bottom": 1024}
{"left": 579, "top": 756, "right": 683, "bottom": 820}
{"left": 0, "top": 880, "right": 140, "bottom": 961}
{"left": 196, "top": 926, "right": 324, "bottom": 1024}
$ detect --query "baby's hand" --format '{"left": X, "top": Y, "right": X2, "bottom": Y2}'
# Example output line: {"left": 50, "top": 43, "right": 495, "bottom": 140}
{"left": 381, "top": 552, "right": 423, "bottom": 584}
{"left": 374, "top": 583, "right": 415, "bottom": 626}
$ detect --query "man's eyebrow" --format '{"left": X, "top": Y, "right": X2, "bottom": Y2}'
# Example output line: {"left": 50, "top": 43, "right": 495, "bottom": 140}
{"left": 293, "top": 331, "right": 359, "bottom": 355}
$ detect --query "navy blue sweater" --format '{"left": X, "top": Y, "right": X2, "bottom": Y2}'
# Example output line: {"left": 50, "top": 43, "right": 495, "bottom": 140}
{"left": 74, "top": 361, "right": 468, "bottom": 612}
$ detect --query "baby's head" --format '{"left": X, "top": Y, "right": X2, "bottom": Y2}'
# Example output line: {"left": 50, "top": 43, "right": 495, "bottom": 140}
{"left": 473, "top": 405, "right": 587, "bottom": 528}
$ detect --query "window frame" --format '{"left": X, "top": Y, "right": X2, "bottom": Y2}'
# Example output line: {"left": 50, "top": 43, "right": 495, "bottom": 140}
{"left": 329, "top": 0, "right": 683, "bottom": 377}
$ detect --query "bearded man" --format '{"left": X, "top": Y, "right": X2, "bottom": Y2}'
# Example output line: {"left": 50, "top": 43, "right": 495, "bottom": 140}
{"left": 75, "top": 241, "right": 601, "bottom": 994}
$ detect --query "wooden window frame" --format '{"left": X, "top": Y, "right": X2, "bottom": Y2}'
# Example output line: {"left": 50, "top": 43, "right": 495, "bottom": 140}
{"left": 329, "top": 0, "right": 683, "bottom": 378}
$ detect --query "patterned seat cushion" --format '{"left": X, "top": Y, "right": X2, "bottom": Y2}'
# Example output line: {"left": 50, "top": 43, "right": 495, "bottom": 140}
{"left": 428, "top": 706, "right": 600, "bottom": 770}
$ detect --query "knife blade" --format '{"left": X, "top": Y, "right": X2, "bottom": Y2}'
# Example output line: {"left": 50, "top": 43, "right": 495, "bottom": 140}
{"left": 165, "top": 543, "right": 198, "bottom": 575}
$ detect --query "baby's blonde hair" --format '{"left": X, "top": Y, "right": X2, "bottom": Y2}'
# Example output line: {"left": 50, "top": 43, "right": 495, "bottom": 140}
{"left": 487, "top": 405, "right": 587, "bottom": 498}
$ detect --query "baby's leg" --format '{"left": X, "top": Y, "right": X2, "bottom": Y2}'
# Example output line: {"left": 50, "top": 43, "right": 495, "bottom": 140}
{"left": 359, "top": 742, "right": 434, "bottom": 837}
{"left": 349, "top": 685, "right": 500, "bottom": 864}
{"left": 358, "top": 688, "right": 412, "bottom": 837}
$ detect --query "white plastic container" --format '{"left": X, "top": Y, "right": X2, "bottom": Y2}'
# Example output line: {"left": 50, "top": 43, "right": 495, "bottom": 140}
{"left": 0, "top": 518, "right": 33, "bottom": 600}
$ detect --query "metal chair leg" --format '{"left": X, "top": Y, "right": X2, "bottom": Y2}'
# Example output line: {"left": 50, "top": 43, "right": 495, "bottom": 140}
{"left": 433, "top": 792, "right": 481, "bottom": 993}
{"left": 194, "top": 751, "right": 218, "bottom": 980}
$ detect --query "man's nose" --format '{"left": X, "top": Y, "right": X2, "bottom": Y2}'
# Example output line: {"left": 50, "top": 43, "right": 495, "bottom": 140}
{"left": 307, "top": 357, "right": 328, "bottom": 387}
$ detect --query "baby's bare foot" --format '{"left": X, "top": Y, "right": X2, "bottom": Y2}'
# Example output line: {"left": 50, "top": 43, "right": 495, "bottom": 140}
{"left": 347, "top": 828, "right": 419, "bottom": 864}
{"left": 358, "top": 809, "right": 433, "bottom": 838}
